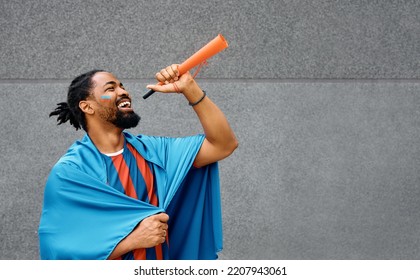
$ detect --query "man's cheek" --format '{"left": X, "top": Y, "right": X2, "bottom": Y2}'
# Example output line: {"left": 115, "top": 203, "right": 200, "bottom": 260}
{"left": 100, "top": 95, "right": 112, "bottom": 101}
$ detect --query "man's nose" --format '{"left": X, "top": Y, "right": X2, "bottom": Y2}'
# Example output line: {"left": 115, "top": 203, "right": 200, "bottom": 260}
{"left": 117, "top": 88, "right": 130, "bottom": 97}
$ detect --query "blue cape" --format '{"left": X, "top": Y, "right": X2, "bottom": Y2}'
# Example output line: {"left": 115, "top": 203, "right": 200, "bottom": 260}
{"left": 38, "top": 132, "right": 222, "bottom": 260}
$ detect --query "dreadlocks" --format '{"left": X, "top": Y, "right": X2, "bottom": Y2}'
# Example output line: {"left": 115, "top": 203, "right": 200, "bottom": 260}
{"left": 49, "top": 69, "right": 104, "bottom": 131}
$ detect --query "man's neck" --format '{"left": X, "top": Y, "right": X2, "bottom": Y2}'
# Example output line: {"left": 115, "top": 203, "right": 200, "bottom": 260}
{"left": 87, "top": 127, "right": 125, "bottom": 154}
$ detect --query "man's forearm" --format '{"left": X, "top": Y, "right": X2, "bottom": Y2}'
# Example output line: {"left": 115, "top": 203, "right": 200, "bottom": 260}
{"left": 107, "top": 235, "right": 134, "bottom": 259}
{"left": 183, "top": 80, "right": 238, "bottom": 166}
{"left": 145, "top": 65, "right": 238, "bottom": 166}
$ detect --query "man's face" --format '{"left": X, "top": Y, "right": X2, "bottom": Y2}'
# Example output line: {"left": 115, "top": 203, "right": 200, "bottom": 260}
{"left": 89, "top": 72, "right": 140, "bottom": 129}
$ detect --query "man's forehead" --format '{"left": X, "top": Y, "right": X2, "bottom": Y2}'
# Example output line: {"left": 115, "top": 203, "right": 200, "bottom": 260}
{"left": 92, "top": 72, "right": 119, "bottom": 86}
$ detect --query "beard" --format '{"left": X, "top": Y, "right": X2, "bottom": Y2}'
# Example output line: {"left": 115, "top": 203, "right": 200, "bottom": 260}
{"left": 112, "top": 110, "right": 141, "bottom": 129}
{"left": 99, "top": 107, "right": 141, "bottom": 129}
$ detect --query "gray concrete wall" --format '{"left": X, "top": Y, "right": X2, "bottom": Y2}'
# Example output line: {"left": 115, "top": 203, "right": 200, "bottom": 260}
{"left": 1, "top": 0, "right": 419, "bottom": 259}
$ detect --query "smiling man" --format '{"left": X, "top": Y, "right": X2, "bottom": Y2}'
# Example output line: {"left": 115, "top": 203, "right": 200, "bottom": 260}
{"left": 38, "top": 65, "right": 238, "bottom": 260}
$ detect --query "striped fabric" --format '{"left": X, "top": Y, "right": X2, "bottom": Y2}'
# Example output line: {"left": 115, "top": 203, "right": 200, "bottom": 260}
{"left": 103, "top": 142, "right": 166, "bottom": 260}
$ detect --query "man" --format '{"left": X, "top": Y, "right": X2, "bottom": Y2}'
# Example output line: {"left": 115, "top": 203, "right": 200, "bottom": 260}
{"left": 38, "top": 65, "right": 238, "bottom": 260}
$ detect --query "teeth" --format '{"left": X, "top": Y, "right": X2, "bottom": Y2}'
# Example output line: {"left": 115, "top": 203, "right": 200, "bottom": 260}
{"left": 118, "top": 101, "right": 131, "bottom": 108}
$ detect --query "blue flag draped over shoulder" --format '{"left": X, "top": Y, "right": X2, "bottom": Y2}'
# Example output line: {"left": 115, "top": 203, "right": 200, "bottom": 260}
{"left": 38, "top": 131, "right": 222, "bottom": 260}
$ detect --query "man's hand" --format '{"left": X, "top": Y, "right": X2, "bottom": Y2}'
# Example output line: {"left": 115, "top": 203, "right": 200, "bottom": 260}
{"left": 107, "top": 212, "right": 169, "bottom": 259}
{"left": 132, "top": 212, "right": 169, "bottom": 248}
{"left": 146, "top": 64, "right": 194, "bottom": 94}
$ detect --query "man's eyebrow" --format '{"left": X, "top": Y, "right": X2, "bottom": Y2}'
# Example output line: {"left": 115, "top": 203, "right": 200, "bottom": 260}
{"left": 103, "top": 81, "right": 124, "bottom": 87}
{"left": 103, "top": 81, "right": 117, "bottom": 87}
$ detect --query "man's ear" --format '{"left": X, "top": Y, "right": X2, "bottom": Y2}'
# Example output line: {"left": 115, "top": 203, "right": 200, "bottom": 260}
{"left": 79, "top": 100, "right": 94, "bottom": 115}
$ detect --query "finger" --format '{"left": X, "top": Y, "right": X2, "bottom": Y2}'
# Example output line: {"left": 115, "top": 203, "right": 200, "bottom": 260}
{"left": 155, "top": 72, "right": 167, "bottom": 84}
{"left": 153, "top": 236, "right": 166, "bottom": 246}
{"left": 146, "top": 83, "right": 175, "bottom": 93}
{"left": 170, "top": 64, "right": 179, "bottom": 80}
{"left": 157, "top": 66, "right": 178, "bottom": 84}
{"left": 157, "top": 212, "right": 170, "bottom": 222}
{"left": 161, "top": 69, "right": 173, "bottom": 83}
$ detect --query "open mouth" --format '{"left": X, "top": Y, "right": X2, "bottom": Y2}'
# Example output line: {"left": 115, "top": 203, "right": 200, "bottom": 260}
{"left": 116, "top": 99, "right": 132, "bottom": 111}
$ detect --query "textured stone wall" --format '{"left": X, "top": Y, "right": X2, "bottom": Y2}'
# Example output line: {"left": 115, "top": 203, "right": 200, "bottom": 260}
{"left": 1, "top": 0, "right": 419, "bottom": 259}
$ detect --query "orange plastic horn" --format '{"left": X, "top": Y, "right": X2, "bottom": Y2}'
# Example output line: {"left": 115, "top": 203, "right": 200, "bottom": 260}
{"left": 143, "top": 34, "right": 229, "bottom": 99}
